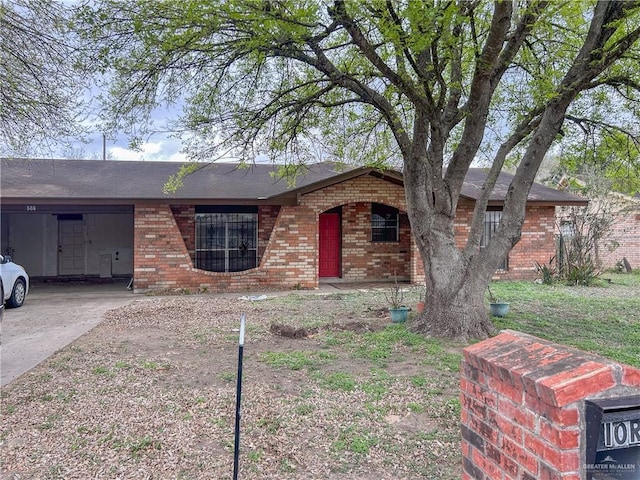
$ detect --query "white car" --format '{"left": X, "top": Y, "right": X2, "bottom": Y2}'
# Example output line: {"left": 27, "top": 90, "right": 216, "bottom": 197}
{"left": 0, "top": 254, "right": 29, "bottom": 308}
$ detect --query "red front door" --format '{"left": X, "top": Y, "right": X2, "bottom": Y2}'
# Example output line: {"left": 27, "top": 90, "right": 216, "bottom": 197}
{"left": 319, "top": 213, "right": 341, "bottom": 278}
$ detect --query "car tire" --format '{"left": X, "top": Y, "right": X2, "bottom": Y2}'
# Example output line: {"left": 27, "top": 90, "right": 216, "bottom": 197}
{"left": 7, "top": 278, "right": 26, "bottom": 308}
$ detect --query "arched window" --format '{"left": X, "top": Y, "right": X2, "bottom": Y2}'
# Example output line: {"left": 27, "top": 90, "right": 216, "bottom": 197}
{"left": 371, "top": 203, "right": 399, "bottom": 242}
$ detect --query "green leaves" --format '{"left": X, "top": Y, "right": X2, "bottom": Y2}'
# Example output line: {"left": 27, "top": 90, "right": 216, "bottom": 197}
{"left": 73, "top": 0, "right": 638, "bottom": 171}
{"left": 71, "top": 0, "right": 640, "bottom": 337}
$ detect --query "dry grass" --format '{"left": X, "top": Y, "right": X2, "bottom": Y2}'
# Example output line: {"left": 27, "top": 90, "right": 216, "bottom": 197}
{"left": 0, "top": 289, "right": 462, "bottom": 479}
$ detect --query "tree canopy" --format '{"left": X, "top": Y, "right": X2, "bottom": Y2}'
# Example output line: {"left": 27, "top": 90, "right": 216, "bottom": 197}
{"left": 75, "top": 0, "right": 640, "bottom": 339}
{"left": 0, "top": 0, "right": 87, "bottom": 155}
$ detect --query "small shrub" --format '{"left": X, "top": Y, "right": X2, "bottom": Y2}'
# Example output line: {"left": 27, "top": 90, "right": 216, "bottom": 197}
{"left": 535, "top": 257, "right": 556, "bottom": 285}
{"left": 564, "top": 261, "right": 598, "bottom": 286}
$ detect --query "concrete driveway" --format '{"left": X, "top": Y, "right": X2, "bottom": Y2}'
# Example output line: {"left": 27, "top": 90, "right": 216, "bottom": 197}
{"left": 1, "top": 280, "right": 137, "bottom": 387}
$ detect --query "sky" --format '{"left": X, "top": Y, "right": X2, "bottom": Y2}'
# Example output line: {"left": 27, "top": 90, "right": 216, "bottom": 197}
{"left": 57, "top": 91, "right": 190, "bottom": 162}
{"left": 47, "top": 1, "right": 185, "bottom": 162}
{"left": 76, "top": 131, "right": 187, "bottom": 163}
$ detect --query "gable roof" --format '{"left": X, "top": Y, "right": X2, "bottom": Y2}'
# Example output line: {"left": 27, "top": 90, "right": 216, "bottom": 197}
{"left": 0, "top": 158, "right": 586, "bottom": 206}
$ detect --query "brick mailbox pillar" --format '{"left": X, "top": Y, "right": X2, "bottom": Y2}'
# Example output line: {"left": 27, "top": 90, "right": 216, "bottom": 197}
{"left": 461, "top": 330, "right": 640, "bottom": 480}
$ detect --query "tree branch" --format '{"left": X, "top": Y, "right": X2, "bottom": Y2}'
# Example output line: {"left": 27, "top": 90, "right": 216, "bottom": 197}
{"left": 328, "top": 1, "right": 426, "bottom": 110}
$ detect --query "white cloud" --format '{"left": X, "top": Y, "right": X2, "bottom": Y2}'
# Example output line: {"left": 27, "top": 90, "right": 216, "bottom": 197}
{"left": 108, "top": 140, "right": 186, "bottom": 162}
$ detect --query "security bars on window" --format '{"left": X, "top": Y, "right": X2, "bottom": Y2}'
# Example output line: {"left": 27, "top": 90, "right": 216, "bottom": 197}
{"left": 195, "top": 213, "right": 258, "bottom": 272}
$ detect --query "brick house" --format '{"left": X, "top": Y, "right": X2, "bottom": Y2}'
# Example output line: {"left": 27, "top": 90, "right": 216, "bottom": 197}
{"left": 556, "top": 187, "right": 640, "bottom": 272}
{"left": 0, "top": 158, "right": 587, "bottom": 293}
{"left": 602, "top": 193, "right": 640, "bottom": 269}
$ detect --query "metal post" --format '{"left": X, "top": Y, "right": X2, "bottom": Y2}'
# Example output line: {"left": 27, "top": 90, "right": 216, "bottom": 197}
{"left": 233, "top": 313, "right": 246, "bottom": 480}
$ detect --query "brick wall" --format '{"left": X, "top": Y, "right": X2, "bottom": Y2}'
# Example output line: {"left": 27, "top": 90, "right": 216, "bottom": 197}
{"left": 134, "top": 203, "right": 298, "bottom": 292}
{"left": 340, "top": 202, "right": 412, "bottom": 281}
{"left": 461, "top": 330, "right": 640, "bottom": 480}
{"left": 134, "top": 174, "right": 559, "bottom": 293}
{"left": 508, "top": 206, "right": 557, "bottom": 279}
{"left": 301, "top": 175, "right": 418, "bottom": 283}
{"left": 598, "top": 210, "right": 640, "bottom": 271}
{"left": 171, "top": 204, "right": 280, "bottom": 264}
{"left": 456, "top": 205, "right": 557, "bottom": 280}
{"left": 257, "top": 205, "right": 281, "bottom": 261}
{"left": 134, "top": 204, "right": 195, "bottom": 291}
{"left": 557, "top": 195, "right": 640, "bottom": 271}
{"left": 171, "top": 205, "right": 195, "bottom": 255}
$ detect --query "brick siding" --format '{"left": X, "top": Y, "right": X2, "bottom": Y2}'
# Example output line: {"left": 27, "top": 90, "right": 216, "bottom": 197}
{"left": 461, "top": 331, "right": 640, "bottom": 479}
{"left": 133, "top": 174, "right": 558, "bottom": 293}
{"left": 171, "top": 204, "right": 280, "bottom": 265}
{"left": 170, "top": 205, "right": 195, "bottom": 255}
{"left": 340, "top": 203, "right": 411, "bottom": 281}
{"left": 456, "top": 205, "right": 557, "bottom": 280}
{"left": 557, "top": 196, "right": 640, "bottom": 272}
{"left": 598, "top": 210, "right": 640, "bottom": 270}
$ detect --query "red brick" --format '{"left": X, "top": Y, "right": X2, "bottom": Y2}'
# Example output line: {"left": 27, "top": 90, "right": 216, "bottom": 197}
{"left": 539, "top": 461, "right": 580, "bottom": 480}
{"left": 461, "top": 378, "right": 498, "bottom": 409}
{"left": 523, "top": 393, "right": 580, "bottom": 427}
{"left": 539, "top": 419, "right": 579, "bottom": 449}
{"left": 622, "top": 365, "right": 640, "bottom": 386}
{"left": 472, "top": 447, "right": 502, "bottom": 479}
{"left": 501, "top": 435, "right": 538, "bottom": 475}
{"left": 462, "top": 392, "right": 489, "bottom": 419}
{"left": 524, "top": 432, "right": 579, "bottom": 471}
{"left": 462, "top": 463, "right": 483, "bottom": 480}
{"left": 463, "top": 332, "right": 524, "bottom": 365}
{"left": 486, "top": 442, "right": 519, "bottom": 477}
{"left": 535, "top": 361, "right": 616, "bottom": 407}
{"left": 496, "top": 412, "right": 524, "bottom": 443}
{"left": 135, "top": 175, "right": 554, "bottom": 292}
{"left": 468, "top": 412, "right": 499, "bottom": 444}
{"left": 462, "top": 362, "right": 486, "bottom": 384}
{"left": 489, "top": 376, "right": 524, "bottom": 404}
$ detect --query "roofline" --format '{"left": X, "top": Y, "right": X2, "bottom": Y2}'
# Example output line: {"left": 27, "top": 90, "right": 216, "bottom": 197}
{"left": 456, "top": 198, "right": 589, "bottom": 207}
{"left": 1, "top": 161, "right": 586, "bottom": 206}
{"left": 0, "top": 197, "right": 296, "bottom": 207}
{"left": 265, "top": 166, "right": 403, "bottom": 200}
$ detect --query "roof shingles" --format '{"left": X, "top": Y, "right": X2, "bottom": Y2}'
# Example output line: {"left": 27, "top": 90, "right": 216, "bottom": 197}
{"left": 0, "top": 158, "right": 587, "bottom": 206}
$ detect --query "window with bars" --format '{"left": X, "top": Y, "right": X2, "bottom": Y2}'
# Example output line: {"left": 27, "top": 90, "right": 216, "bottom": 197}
{"left": 371, "top": 203, "right": 399, "bottom": 242}
{"left": 195, "top": 207, "right": 258, "bottom": 272}
{"left": 481, "top": 208, "right": 508, "bottom": 270}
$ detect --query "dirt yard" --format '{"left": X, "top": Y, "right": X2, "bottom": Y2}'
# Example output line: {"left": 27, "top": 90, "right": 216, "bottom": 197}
{"left": 0, "top": 289, "right": 462, "bottom": 479}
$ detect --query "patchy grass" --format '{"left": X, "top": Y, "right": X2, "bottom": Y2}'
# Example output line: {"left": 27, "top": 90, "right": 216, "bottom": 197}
{"left": 491, "top": 271, "right": 640, "bottom": 366}
{"left": 1, "top": 273, "right": 639, "bottom": 479}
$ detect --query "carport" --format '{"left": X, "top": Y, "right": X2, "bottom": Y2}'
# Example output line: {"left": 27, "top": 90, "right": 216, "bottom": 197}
{"left": 0, "top": 204, "right": 134, "bottom": 280}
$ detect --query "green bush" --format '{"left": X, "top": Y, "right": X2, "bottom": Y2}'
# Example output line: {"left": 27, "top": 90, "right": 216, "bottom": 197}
{"left": 535, "top": 257, "right": 556, "bottom": 285}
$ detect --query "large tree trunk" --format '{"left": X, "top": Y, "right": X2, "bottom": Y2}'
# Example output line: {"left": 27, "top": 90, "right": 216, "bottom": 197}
{"left": 411, "top": 256, "right": 496, "bottom": 341}
{"left": 403, "top": 156, "right": 502, "bottom": 341}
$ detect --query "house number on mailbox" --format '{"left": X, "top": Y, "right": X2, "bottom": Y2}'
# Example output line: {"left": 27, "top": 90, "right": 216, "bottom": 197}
{"left": 603, "top": 419, "right": 640, "bottom": 448}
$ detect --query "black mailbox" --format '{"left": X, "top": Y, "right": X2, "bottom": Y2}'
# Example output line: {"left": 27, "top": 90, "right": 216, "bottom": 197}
{"left": 585, "top": 395, "right": 640, "bottom": 479}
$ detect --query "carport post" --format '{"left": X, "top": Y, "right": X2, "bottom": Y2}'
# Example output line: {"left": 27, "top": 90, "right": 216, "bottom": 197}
{"left": 233, "top": 313, "right": 246, "bottom": 480}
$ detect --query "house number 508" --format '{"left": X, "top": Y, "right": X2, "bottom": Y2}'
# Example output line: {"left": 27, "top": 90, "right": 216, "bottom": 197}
{"left": 26, "top": 205, "right": 37, "bottom": 211}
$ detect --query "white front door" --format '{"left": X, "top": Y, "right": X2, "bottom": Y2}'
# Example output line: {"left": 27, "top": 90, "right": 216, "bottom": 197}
{"left": 58, "top": 220, "right": 85, "bottom": 275}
